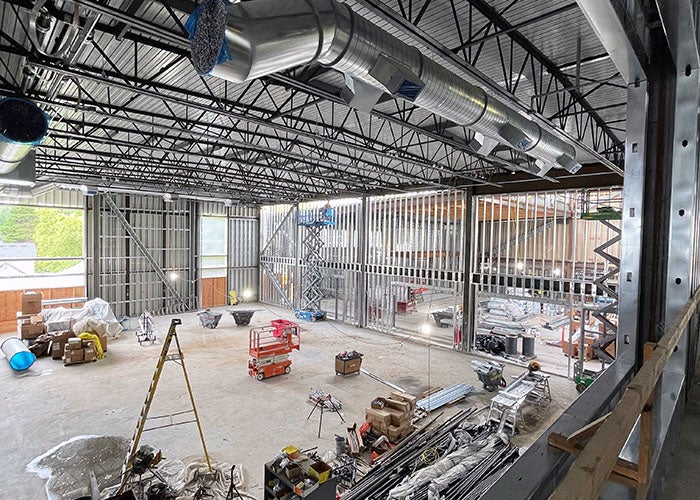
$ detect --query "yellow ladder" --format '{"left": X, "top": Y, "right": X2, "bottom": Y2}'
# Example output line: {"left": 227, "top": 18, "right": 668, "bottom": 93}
{"left": 118, "top": 318, "right": 211, "bottom": 493}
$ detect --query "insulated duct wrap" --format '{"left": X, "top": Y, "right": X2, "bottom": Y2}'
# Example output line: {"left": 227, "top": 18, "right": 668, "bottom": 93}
{"left": 190, "top": 0, "right": 577, "bottom": 167}
{"left": 0, "top": 97, "right": 48, "bottom": 174}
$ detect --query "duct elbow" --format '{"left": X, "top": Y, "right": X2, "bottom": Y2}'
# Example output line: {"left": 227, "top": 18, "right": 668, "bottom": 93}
{"left": 0, "top": 98, "right": 48, "bottom": 175}
{"left": 189, "top": 0, "right": 345, "bottom": 82}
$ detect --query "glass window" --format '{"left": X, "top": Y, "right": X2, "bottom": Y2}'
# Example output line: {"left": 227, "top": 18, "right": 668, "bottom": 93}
{"left": 0, "top": 206, "right": 84, "bottom": 291}
{"left": 200, "top": 216, "right": 227, "bottom": 278}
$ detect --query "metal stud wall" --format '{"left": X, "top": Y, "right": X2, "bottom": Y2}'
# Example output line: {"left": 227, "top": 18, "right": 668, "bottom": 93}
{"left": 228, "top": 206, "right": 260, "bottom": 302}
{"left": 302, "top": 198, "right": 363, "bottom": 323}
{"left": 471, "top": 189, "right": 622, "bottom": 297}
{"left": 469, "top": 188, "right": 622, "bottom": 354}
{"left": 88, "top": 194, "right": 196, "bottom": 317}
{"left": 365, "top": 191, "right": 467, "bottom": 332}
{"left": 200, "top": 203, "right": 259, "bottom": 302}
{"left": 260, "top": 191, "right": 468, "bottom": 334}
{"left": 259, "top": 204, "right": 297, "bottom": 308}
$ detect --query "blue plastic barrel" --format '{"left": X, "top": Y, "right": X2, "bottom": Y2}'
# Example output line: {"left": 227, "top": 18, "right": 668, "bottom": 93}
{"left": 1, "top": 337, "right": 36, "bottom": 371}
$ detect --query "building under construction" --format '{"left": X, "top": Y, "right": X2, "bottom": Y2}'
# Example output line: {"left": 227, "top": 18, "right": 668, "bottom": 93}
{"left": 0, "top": 0, "right": 698, "bottom": 499}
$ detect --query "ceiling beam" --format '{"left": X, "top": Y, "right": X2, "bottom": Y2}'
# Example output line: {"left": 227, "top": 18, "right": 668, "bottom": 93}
{"left": 575, "top": 0, "right": 649, "bottom": 83}
{"left": 473, "top": 164, "right": 622, "bottom": 195}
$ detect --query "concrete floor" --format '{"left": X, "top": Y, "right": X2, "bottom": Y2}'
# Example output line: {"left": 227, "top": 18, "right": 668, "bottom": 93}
{"left": 0, "top": 303, "right": 578, "bottom": 499}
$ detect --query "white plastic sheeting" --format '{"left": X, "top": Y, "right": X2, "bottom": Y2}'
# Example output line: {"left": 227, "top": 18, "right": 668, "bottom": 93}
{"left": 43, "top": 298, "right": 123, "bottom": 337}
{"left": 387, "top": 435, "right": 505, "bottom": 499}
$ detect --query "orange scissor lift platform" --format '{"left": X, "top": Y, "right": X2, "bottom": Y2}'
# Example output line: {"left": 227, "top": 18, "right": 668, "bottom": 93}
{"left": 248, "top": 320, "right": 300, "bottom": 381}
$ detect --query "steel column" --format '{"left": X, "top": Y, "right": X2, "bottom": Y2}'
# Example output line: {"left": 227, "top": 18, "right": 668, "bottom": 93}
{"left": 617, "top": 81, "right": 649, "bottom": 365}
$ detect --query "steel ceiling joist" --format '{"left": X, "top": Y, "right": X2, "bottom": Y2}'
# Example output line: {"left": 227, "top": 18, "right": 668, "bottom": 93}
{"left": 2, "top": 0, "right": 506, "bottom": 192}
{"left": 0, "top": 0, "right": 627, "bottom": 200}
{"left": 12, "top": 56, "right": 500, "bottom": 190}
{"left": 352, "top": 0, "right": 625, "bottom": 171}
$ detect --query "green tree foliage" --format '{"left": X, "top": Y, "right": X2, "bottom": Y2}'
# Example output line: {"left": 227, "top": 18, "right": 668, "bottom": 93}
{"left": 0, "top": 206, "right": 37, "bottom": 242}
{"left": 34, "top": 208, "right": 83, "bottom": 273}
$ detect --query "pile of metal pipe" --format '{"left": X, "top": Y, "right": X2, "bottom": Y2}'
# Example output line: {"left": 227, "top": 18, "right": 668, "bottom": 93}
{"left": 341, "top": 409, "right": 517, "bottom": 500}
{"left": 443, "top": 444, "right": 519, "bottom": 500}
{"left": 416, "top": 383, "right": 475, "bottom": 412}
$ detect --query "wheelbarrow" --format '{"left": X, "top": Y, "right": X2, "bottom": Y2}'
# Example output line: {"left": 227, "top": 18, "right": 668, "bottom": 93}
{"left": 228, "top": 309, "right": 256, "bottom": 326}
{"left": 197, "top": 309, "right": 223, "bottom": 329}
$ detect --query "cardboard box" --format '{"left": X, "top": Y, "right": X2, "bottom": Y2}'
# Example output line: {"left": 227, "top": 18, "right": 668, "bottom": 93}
{"left": 17, "top": 313, "right": 43, "bottom": 323}
{"left": 365, "top": 407, "right": 391, "bottom": 424}
{"left": 562, "top": 340, "right": 594, "bottom": 361}
{"left": 98, "top": 334, "right": 108, "bottom": 352}
{"left": 384, "top": 398, "right": 411, "bottom": 414}
{"left": 307, "top": 461, "right": 331, "bottom": 484}
{"left": 51, "top": 342, "right": 64, "bottom": 360}
{"left": 386, "top": 425, "right": 408, "bottom": 442}
{"left": 66, "top": 338, "right": 83, "bottom": 351}
{"left": 84, "top": 347, "right": 96, "bottom": 362}
{"left": 18, "top": 321, "right": 44, "bottom": 340}
{"left": 21, "top": 291, "right": 43, "bottom": 315}
{"left": 49, "top": 331, "right": 75, "bottom": 359}
{"left": 390, "top": 392, "right": 417, "bottom": 409}
{"left": 284, "top": 463, "right": 303, "bottom": 482}
{"left": 63, "top": 348, "right": 84, "bottom": 365}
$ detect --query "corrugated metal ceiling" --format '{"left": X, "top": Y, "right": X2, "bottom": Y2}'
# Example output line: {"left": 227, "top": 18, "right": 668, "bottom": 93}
{"left": 0, "top": 0, "right": 627, "bottom": 203}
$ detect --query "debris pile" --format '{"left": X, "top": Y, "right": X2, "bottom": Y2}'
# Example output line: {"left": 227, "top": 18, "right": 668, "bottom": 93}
{"left": 342, "top": 409, "right": 518, "bottom": 500}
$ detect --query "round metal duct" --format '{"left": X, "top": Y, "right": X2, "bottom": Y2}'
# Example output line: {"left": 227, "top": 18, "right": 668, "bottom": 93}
{"left": 0, "top": 97, "right": 48, "bottom": 174}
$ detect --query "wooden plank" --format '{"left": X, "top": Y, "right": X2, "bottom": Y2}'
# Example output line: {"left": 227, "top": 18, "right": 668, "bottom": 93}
{"left": 547, "top": 433, "right": 639, "bottom": 482}
{"left": 566, "top": 412, "right": 611, "bottom": 445}
{"left": 636, "top": 407, "right": 652, "bottom": 495}
{"left": 610, "top": 471, "right": 642, "bottom": 490}
{"left": 201, "top": 277, "right": 227, "bottom": 308}
{"left": 549, "top": 287, "right": 700, "bottom": 500}
{"left": 0, "top": 286, "right": 86, "bottom": 322}
{"left": 636, "top": 341, "right": 656, "bottom": 495}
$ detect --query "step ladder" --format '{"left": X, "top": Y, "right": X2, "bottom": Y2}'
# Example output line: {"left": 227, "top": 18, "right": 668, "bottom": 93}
{"left": 118, "top": 318, "right": 211, "bottom": 493}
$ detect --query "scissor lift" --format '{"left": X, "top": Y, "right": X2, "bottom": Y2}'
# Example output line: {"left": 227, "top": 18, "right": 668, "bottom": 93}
{"left": 296, "top": 205, "right": 335, "bottom": 321}
{"left": 248, "top": 320, "right": 300, "bottom": 381}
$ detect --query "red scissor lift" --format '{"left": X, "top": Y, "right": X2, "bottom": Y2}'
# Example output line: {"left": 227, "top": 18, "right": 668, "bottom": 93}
{"left": 248, "top": 320, "right": 300, "bottom": 381}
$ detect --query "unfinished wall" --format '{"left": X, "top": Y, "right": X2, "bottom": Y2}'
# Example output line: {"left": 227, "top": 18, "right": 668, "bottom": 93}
{"left": 259, "top": 191, "right": 467, "bottom": 335}
{"left": 200, "top": 202, "right": 259, "bottom": 306}
{"left": 471, "top": 188, "right": 622, "bottom": 296}
{"left": 0, "top": 187, "right": 86, "bottom": 332}
{"left": 86, "top": 193, "right": 196, "bottom": 317}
